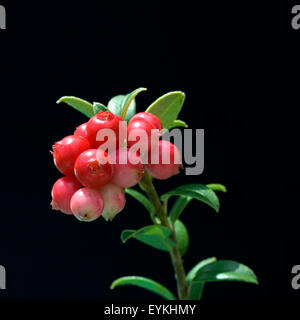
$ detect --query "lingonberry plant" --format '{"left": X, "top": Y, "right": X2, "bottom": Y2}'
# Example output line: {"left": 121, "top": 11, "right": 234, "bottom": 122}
{"left": 51, "top": 89, "right": 258, "bottom": 300}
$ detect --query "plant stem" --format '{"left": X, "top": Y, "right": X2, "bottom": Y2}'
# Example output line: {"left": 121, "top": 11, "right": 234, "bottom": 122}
{"left": 139, "top": 171, "right": 189, "bottom": 300}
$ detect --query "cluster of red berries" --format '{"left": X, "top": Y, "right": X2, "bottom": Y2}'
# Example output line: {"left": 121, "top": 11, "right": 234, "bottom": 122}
{"left": 51, "top": 111, "right": 182, "bottom": 222}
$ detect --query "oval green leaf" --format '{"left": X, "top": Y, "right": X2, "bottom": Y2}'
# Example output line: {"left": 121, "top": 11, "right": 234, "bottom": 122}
{"left": 121, "top": 225, "right": 176, "bottom": 251}
{"left": 186, "top": 257, "right": 217, "bottom": 284}
{"left": 107, "top": 88, "right": 146, "bottom": 122}
{"left": 161, "top": 184, "right": 220, "bottom": 213}
{"left": 125, "top": 188, "right": 155, "bottom": 215}
{"left": 174, "top": 220, "right": 189, "bottom": 256}
{"left": 110, "top": 276, "right": 176, "bottom": 300}
{"left": 169, "top": 196, "right": 192, "bottom": 223}
{"left": 120, "top": 87, "right": 147, "bottom": 120}
{"left": 107, "top": 94, "right": 135, "bottom": 122}
{"left": 192, "top": 260, "right": 259, "bottom": 284}
{"left": 56, "top": 96, "right": 94, "bottom": 118}
{"left": 206, "top": 183, "right": 227, "bottom": 193}
{"left": 146, "top": 91, "right": 185, "bottom": 129}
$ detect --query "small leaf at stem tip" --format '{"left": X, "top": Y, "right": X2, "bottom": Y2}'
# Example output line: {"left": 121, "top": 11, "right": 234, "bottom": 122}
{"left": 206, "top": 183, "right": 227, "bottom": 193}
{"left": 110, "top": 276, "right": 176, "bottom": 300}
{"left": 56, "top": 96, "right": 94, "bottom": 118}
{"left": 120, "top": 225, "right": 176, "bottom": 251}
{"left": 146, "top": 91, "right": 185, "bottom": 129}
{"left": 161, "top": 184, "right": 220, "bottom": 213}
{"left": 125, "top": 188, "right": 155, "bottom": 215}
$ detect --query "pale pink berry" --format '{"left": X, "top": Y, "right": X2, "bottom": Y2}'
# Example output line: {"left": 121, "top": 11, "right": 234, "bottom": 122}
{"left": 98, "top": 183, "right": 126, "bottom": 221}
{"left": 70, "top": 188, "right": 104, "bottom": 222}
{"left": 147, "top": 140, "right": 182, "bottom": 179}
{"left": 110, "top": 148, "right": 144, "bottom": 188}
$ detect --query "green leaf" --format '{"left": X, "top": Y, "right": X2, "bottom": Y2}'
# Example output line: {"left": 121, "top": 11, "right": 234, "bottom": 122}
{"left": 93, "top": 102, "right": 108, "bottom": 115}
{"left": 121, "top": 225, "right": 176, "bottom": 252}
{"left": 56, "top": 96, "right": 94, "bottom": 118}
{"left": 121, "top": 87, "right": 147, "bottom": 120}
{"left": 168, "top": 119, "right": 188, "bottom": 129}
{"left": 107, "top": 95, "right": 135, "bottom": 122}
{"left": 161, "top": 184, "right": 220, "bottom": 213}
{"left": 146, "top": 91, "right": 185, "bottom": 129}
{"left": 192, "top": 260, "right": 259, "bottom": 284}
{"left": 186, "top": 257, "right": 217, "bottom": 300}
{"left": 107, "top": 88, "right": 146, "bottom": 122}
{"left": 207, "top": 183, "right": 227, "bottom": 193}
{"left": 188, "top": 282, "right": 205, "bottom": 300}
{"left": 169, "top": 196, "right": 192, "bottom": 224}
{"left": 186, "top": 257, "right": 217, "bottom": 283}
{"left": 125, "top": 188, "right": 155, "bottom": 215}
{"left": 110, "top": 276, "right": 176, "bottom": 300}
{"left": 174, "top": 220, "right": 189, "bottom": 256}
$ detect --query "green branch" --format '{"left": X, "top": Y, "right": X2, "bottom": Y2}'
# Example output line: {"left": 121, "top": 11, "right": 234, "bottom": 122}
{"left": 139, "top": 171, "right": 189, "bottom": 300}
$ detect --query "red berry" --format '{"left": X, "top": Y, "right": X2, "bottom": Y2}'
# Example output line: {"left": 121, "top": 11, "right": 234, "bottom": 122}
{"left": 147, "top": 140, "right": 182, "bottom": 180}
{"left": 98, "top": 183, "right": 126, "bottom": 221}
{"left": 51, "top": 176, "right": 82, "bottom": 214}
{"left": 70, "top": 188, "right": 104, "bottom": 222}
{"left": 127, "top": 112, "right": 162, "bottom": 150}
{"left": 74, "top": 122, "right": 88, "bottom": 139}
{"left": 130, "top": 112, "right": 162, "bottom": 131}
{"left": 111, "top": 148, "right": 144, "bottom": 188}
{"left": 86, "top": 111, "right": 125, "bottom": 149}
{"left": 52, "top": 135, "right": 91, "bottom": 176}
{"left": 74, "top": 149, "right": 114, "bottom": 188}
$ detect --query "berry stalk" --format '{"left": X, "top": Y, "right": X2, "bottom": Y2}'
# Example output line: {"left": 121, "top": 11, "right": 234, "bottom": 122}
{"left": 139, "top": 171, "right": 189, "bottom": 300}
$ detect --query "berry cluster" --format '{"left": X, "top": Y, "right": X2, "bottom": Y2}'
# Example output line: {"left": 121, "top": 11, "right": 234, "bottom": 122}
{"left": 51, "top": 111, "right": 182, "bottom": 222}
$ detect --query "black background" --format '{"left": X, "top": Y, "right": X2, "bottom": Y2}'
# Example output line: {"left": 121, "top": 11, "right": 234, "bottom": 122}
{"left": 0, "top": 0, "right": 296, "bottom": 305}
